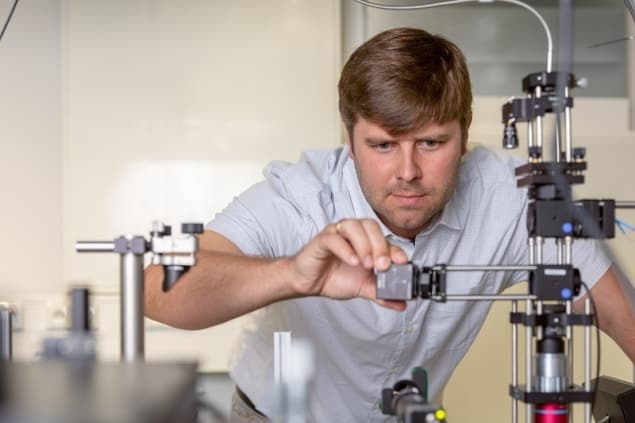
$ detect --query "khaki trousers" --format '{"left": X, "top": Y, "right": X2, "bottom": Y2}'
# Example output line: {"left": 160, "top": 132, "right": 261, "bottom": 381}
{"left": 228, "top": 389, "right": 271, "bottom": 423}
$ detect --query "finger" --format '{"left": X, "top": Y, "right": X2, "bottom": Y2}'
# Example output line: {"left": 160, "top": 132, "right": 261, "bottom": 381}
{"left": 359, "top": 219, "right": 392, "bottom": 271}
{"left": 333, "top": 220, "right": 375, "bottom": 269}
{"left": 374, "top": 298, "right": 407, "bottom": 311}
{"left": 315, "top": 232, "right": 360, "bottom": 267}
{"left": 388, "top": 244, "right": 409, "bottom": 265}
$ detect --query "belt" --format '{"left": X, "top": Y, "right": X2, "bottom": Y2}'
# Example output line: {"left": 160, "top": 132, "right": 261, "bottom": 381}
{"left": 236, "top": 386, "right": 268, "bottom": 418}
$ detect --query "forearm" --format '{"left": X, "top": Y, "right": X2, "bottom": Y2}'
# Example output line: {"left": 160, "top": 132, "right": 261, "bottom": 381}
{"left": 594, "top": 292, "right": 635, "bottom": 363}
{"left": 145, "top": 251, "right": 298, "bottom": 330}
{"left": 575, "top": 265, "right": 635, "bottom": 363}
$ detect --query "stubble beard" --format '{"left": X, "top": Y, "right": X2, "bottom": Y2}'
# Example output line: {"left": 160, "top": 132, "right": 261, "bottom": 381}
{"left": 357, "top": 165, "right": 460, "bottom": 238}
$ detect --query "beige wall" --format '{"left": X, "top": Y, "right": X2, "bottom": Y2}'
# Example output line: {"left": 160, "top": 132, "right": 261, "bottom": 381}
{"left": 3, "top": 0, "right": 341, "bottom": 367}
{"left": 1, "top": 1, "right": 634, "bottom": 421}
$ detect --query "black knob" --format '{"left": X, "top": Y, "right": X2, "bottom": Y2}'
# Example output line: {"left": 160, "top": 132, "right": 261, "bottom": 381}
{"left": 182, "top": 223, "right": 204, "bottom": 234}
{"left": 152, "top": 225, "right": 171, "bottom": 236}
{"left": 528, "top": 146, "right": 542, "bottom": 160}
{"left": 573, "top": 147, "right": 586, "bottom": 160}
{"left": 163, "top": 265, "right": 189, "bottom": 291}
{"left": 502, "top": 123, "right": 519, "bottom": 149}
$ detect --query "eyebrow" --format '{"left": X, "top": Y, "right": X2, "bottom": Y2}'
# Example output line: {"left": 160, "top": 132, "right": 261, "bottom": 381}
{"left": 364, "top": 137, "right": 395, "bottom": 144}
{"left": 364, "top": 133, "right": 452, "bottom": 144}
{"left": 414, "top": 133, "right": 451, "bottom": 142}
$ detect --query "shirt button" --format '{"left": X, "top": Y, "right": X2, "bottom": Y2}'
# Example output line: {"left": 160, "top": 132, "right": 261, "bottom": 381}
{"left": 405, "top": 324, "right": 414, "bottom": 333}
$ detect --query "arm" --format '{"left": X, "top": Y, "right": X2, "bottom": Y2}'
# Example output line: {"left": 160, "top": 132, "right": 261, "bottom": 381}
{"left": 573, "top": 265, "right": 635, "bottom": 363}
{"left": 145, "top": 220, "right": 407, "bottom": 330}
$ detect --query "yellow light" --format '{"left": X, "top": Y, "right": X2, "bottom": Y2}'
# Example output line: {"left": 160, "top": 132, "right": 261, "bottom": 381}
{"left": 435, "top": 408, "right": 446, "bottom": 420}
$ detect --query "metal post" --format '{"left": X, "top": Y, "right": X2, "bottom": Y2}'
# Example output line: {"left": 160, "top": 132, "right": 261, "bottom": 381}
{"left": 584, "top": 298, "right": 591, "bottom": 423}
{"left": 529, "top": 237, "right": 535, "bottom": 265}
{"left": 535, "top": 86, "right": 543, "bottom": 154}
{"left": 512, "top": 300, "right": 518, "bottom": 423}
{"left": 555, "top": 113, "right": 562, "bottom": 163}
{"left": 535, "top": 236, "right": 544, "bottom": 264}
{"left": 274, "top": 331, "right": 292, "bottom": 385}
{"left": 564, "top": 236, "right": 573, "bottom": 265}
{"left": 566, "top": 299, "right": 574, "bottom": 423}
{"left": 526, "top": 299, "right": 533, "bottom": 423}
{"left": 0, "top": 305, "right": 13, "bottom": 360}
{"left": 566, "top": 300, "right": 573, "bottom": 352}
{"left": 527, "top": 94, "right": 535, "bottom": 151}
{"left": 536, "top": 301, "right": 543, "bottom": 341}
{"left": 564, "top": 86, "right": 573, "bottom": 162}
{"left": 71, "top": 288, "right": 91, "bottom": 333}
{"left": 121, "top": 249, "right": 145, "bottom": 361}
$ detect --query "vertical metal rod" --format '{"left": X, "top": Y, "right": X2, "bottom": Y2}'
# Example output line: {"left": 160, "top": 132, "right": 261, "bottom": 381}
{"left": 274, "top": 331, "right": 292, "bottom": 385}
{"left": 535, "top": 236, "right": 544, "bottom": 264}
{"left": 512, "top": 300, "right": 518, "bottom": 423}
{"left": 566, "top": 299, "right": 574, "bottom": 423}
{"left": 564, "top": 86, "right": 573, "bottom": 162}
{"left": 535, "top": 86, "right": 543, "bottom": 154}
{"left": 536, "top": 301, "right": 543, "bottom": 341}
{"left": 584, "top": 298, "right": 591, "bottom": 423}
{"left": 528, "top": 237, "right": 536, "bottom": 265}
{"left": 566, "top": 300, "right": 573, "bottom": 344}
{"left": 557, "top": 238, "right": 563, "bottom": 264}
{"left": 71, "top": 288, "right": 91, "bottom": 333}
{"left": 555, "top": 113, "right": 562, "bottom": 163}
{"left": 526, "top": 299, "right": 533, "bottom": 423}
{"left": 527, "top": 93, "right": 535, "bottom": 151}
{"left": 564, "top": 236, "right": 573, "bottom": 265}
{"left": 121, "top": 251, "right": 145, "bottom": 361}
{"left": 0, "top": 305, "right": 13, "bottom": 360}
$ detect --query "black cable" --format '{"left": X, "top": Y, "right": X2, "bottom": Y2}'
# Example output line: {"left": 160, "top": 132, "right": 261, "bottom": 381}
{"left": 580, "top": 280, "right": 601, "bottom": 414}
{"left": 0, "top": 0, "right": 19, "bottom": 42}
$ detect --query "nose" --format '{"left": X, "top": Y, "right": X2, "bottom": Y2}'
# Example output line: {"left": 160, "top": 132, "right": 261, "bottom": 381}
{"left": 396, "top": 148, "right": 422, "bottom": 181}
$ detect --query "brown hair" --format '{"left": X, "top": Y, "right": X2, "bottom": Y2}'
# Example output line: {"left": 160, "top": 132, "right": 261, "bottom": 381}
{"left": 338, "top": 27, "right": 472, "bottom": 142}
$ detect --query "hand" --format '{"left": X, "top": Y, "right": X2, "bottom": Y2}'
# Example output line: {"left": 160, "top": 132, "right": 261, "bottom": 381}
{"left": 289, "top": 218, "right": 408, "bottom": 311}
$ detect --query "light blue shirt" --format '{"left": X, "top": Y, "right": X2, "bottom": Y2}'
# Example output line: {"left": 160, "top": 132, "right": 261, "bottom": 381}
{"left": 207, "top": 144, "right": 610, "bottom": 422}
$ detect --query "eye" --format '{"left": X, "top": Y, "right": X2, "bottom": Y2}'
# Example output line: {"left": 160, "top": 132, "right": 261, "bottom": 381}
{"left": 418, "top": 139, "right": 442, "bottom": 150}
{"left": 372, "top": 142, "right": 394, "bottom": 151}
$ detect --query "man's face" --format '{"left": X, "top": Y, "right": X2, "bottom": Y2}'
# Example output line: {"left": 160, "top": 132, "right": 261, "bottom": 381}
{"left": 348, "top": 117, "right": 467, "bottom": 240}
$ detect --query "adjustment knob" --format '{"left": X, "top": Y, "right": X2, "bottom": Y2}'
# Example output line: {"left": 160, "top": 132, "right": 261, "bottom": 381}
{"left": 181, "top": 223, "right": 204, "bottom": 234}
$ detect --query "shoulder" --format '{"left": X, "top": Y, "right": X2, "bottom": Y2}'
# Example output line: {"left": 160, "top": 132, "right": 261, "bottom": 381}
{"left": 258, "top": 146, "right": 350, "bottom": 223}
{"left": 263, "top": 147, "right": 348, "bottom": 188}
{"left": 454, "top": 144, "right": 528, "bottom": 221}
{"left": 460, "top": 144, "right": 525, "bottom": 187}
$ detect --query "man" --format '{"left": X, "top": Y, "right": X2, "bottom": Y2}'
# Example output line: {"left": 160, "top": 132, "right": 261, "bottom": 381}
{"left": 145, "top": 28, "right": 635, "bottom": 422}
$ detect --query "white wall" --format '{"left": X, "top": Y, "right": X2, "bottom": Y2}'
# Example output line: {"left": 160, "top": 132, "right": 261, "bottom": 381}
{"left": 0, "top": 0, "right": 62, "bottom": 294}
{"left": 2, "top": 0, "right": 341, "bottom": 369}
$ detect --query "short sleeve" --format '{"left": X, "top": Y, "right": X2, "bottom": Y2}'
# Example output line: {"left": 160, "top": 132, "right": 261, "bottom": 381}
{"left": 206, "top": 181, "right": 318, "bottom": 258}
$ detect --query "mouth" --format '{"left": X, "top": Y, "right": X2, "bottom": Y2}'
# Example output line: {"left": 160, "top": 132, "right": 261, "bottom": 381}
{"left": 391, "top": 193, "right": 427, "bottom": 206}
